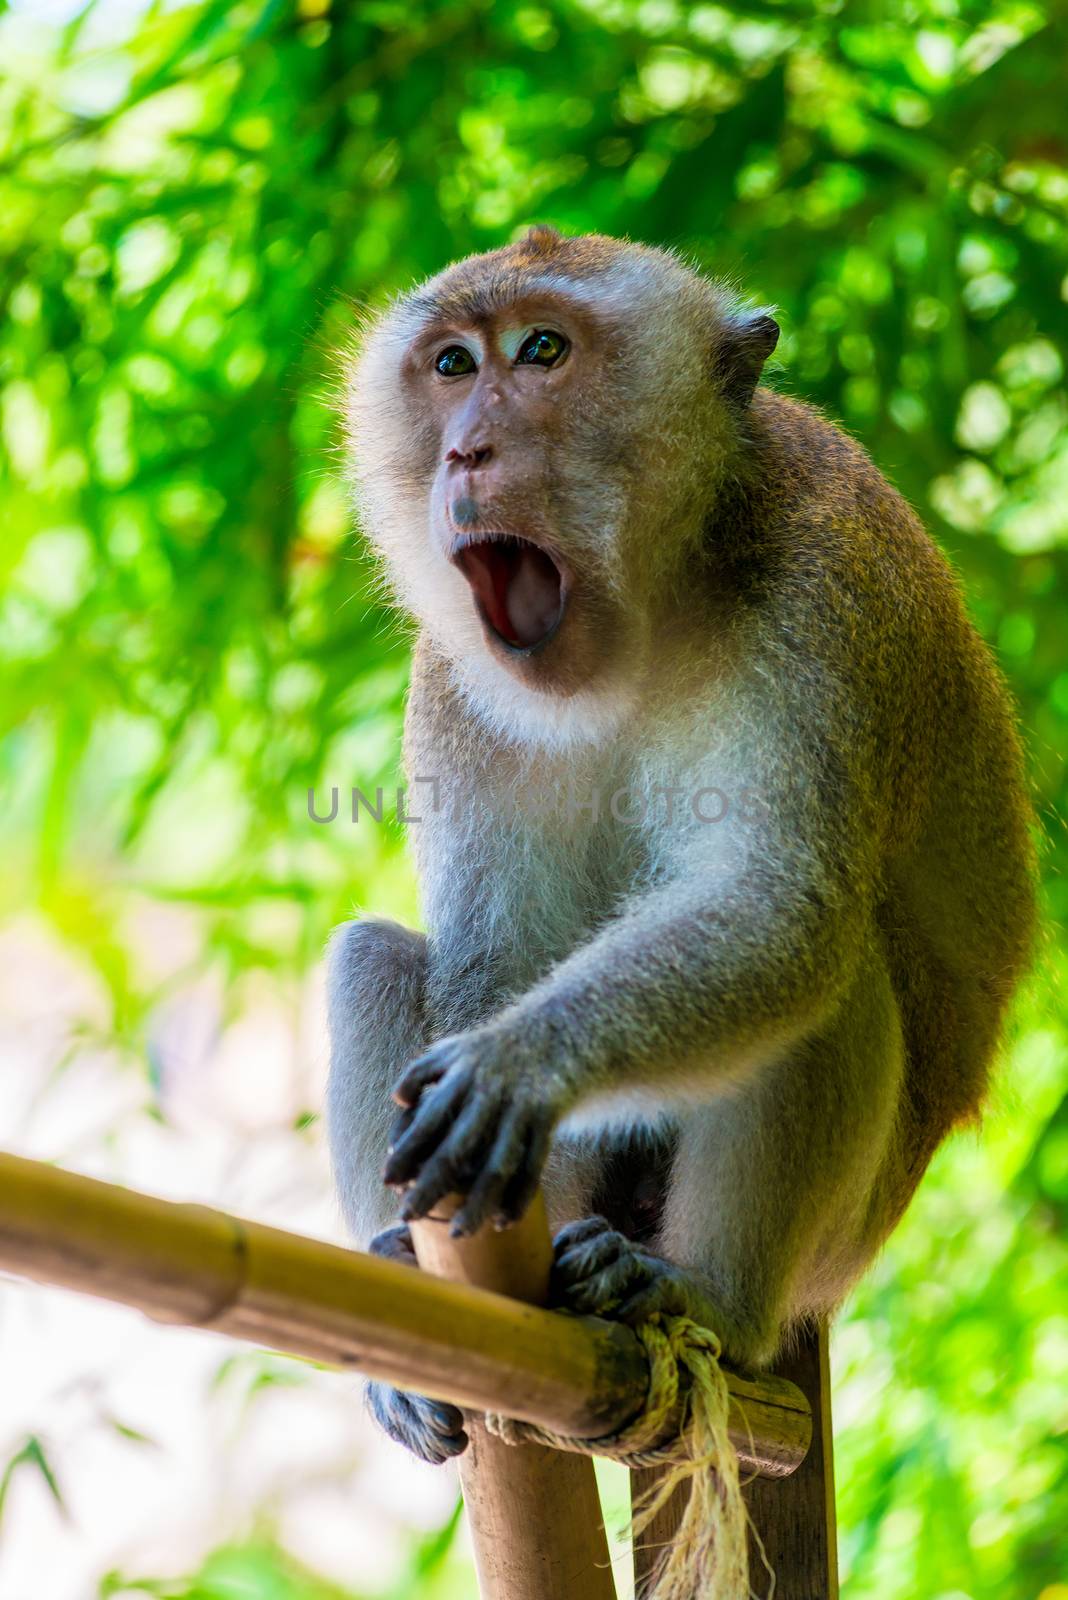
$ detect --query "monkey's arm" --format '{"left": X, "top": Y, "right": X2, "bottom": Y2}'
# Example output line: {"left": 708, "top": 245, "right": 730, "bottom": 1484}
{"left": 501, "top": 857, "right": 862, "bottom": 1093}
{"left": 387, "top": 810, "right": 873, "bottom": 1235}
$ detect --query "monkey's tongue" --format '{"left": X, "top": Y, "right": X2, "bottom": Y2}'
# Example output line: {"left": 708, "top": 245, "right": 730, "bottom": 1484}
{"left": 456, "top": 539, "right": 563, "bottom": 650}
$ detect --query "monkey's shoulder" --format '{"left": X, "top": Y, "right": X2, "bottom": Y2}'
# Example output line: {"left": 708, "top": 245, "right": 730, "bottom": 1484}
{"left": 747, "top": 390, "right": 933, "bottom": 562}
{"left": 728, "top": 389, "right": 972, "bottom": 666}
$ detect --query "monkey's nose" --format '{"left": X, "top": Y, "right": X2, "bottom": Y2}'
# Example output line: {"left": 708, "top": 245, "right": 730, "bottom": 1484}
{"left": 445, "top": 444, "right": 493, "bottom": 470}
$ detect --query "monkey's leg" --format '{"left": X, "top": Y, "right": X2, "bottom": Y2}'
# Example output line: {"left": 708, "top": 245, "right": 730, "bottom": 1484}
{"left": 554, "top": 952, "right": 904, "bottom": 1370}
{"left": 325, "top": 917, "right": 428, "bottom": 1245}
{"left": 363, "top": 1224, "right": 468, "bottom": 1463}
{"left": 327, "top": 924, "right": 469, "bottom": 1462}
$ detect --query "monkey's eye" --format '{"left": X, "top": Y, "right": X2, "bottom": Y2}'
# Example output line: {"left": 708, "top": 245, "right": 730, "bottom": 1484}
{"left": 435, "top": 345, "right": 477, "bottom": 377}
{"left": 515, "top": 329, "right": 569, "bottom": 368}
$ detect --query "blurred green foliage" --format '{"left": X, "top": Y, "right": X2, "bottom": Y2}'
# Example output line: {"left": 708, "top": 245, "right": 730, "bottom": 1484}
{"left": 1, "top": 0, "right": 1066, "bottom": 1595}
{"left": 99, "top": 1500, "right": 468, "bottom": 1599}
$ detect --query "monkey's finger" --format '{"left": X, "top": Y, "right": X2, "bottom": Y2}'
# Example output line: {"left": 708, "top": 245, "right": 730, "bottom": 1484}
{"left": 392, "top": 1048, "right": 456, "bottom": 1108}
{"left": 552, "top": 1272, "right": 623, "bottom": 1317}
{"left": 613, "top": 1281, "right": 672, "bottom": 1326}
{"left": 399, "top": 1158, "right": 468, "bottom": 1223}
{"left": 398, "top": 1104, "right": 503, "bottom": 1221}
{"left": 387, "top": 1105, "right": 415, "bottom": 1150}
{"left": 454, "top": 1113, "right": 549, "bottom": 1235}
{"left": 583, "top": 1252, "right": 650, "bottom": 1303}
{"left": 424, "top": 1399, "right": 468, "bottom": 1438}
{"left": 422, "top": 1426, "right": 469, "bottom": 1462}
{"left": 384, "top": 1070, "right": 474, "bottom": 1185}
{"left": 448, "top": 1114, "right": 534, "bottom": 1236}
{"left": 493, "top": 1121, "right": 553, "bottom": 1230}
{"left": 450, "top": 1165, "right": 509, "bottom": 1239}
{"left": 552, "top": 1215, "right": 613, "bottom": 1253}
{"left": 451, "top": 1110, "right": 534, "bottom": 1237}
{"left": 553, "top": 1226, "right": 630, "bottom": 1281}
{"left": 395, "top": 1091, "right": 500, "bottom": 1208}
{"left": 368, "top": 1223, "right": 417, "bottom": 1264}
{"left": 552, "top": 1248, "right": 651, "bottom": 1318}
{"left": 396, "top": 1392, "right": 466, "bottom": 1445}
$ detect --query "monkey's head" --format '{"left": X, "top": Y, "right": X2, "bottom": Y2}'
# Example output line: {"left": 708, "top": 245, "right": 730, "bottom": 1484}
{"left": 344, "top": 228, "right": 778, "bottom": 736}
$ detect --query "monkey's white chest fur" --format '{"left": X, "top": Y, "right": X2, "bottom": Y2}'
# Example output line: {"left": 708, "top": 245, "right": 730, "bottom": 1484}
{"left": 408, "top": 680, "right": 754, "bottom": 1032}
{"left": 450, "top": 650, "right": 641, "bottom": 753}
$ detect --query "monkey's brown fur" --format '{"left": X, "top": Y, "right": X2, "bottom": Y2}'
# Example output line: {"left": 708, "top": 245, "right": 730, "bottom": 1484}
{"left": 327, "top": 228, "right": 1035, "bottom": 1463}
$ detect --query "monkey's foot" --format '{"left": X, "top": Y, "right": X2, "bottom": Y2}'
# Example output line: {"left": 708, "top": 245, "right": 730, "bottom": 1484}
{"left": 365, "top": 1379, "right": 468, "bottom": 1465}
{"left": 550, "top": 1215, "right": 701, "bottom": 1326}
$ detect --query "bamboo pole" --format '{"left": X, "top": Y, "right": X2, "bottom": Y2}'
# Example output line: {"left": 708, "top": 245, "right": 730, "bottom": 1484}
{"left": 412, "top": 1193, "right": 616, "bottom": 1600}
{"left": 743, "top": 1322, "right": 839, "bottom": 1598}
{"left": 0, "top": 1153, "right": 811, "bottom": 1474}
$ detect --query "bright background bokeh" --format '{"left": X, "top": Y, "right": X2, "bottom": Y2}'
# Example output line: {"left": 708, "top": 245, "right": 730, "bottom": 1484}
{"left": 0, "top": 1, "right": 1066, "bottom": 1596}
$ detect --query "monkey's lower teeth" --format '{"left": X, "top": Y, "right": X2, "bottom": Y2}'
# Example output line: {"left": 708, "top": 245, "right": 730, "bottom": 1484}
{"left": 456, "top": 539, "right": 563, "bottom": 650}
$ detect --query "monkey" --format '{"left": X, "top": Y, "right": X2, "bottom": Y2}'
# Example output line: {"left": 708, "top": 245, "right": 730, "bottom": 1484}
{"left": 325, "top": 226, "right": 1036, "bottom": 1465}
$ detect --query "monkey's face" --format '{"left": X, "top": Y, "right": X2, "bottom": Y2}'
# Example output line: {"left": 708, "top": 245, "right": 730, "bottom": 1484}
{"left": 407, "top": 293, "right": 647, "bottom": 698}
{"left": 429, "top": 318, "right": 576, "bottom": 658}
{"left": 345, "top": 233, "right": 758, "bottom": 726}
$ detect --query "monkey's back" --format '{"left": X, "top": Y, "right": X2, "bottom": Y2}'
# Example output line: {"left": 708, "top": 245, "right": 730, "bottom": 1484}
{"left": 745, "top": 391, "right": 1036, "bottom": 1167}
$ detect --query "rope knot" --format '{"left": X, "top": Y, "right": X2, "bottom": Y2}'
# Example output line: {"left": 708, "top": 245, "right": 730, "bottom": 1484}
{"left": 486, "top": 1313, "right": 769, "bottom": 1599}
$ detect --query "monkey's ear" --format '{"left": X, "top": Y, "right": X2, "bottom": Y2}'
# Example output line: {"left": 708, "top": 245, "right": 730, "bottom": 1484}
{"left": 714, "top": 310, "right": 780, "bottom": 408}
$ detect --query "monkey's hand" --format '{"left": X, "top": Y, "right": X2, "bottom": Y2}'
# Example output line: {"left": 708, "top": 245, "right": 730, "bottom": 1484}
{"left": 364, "top": 1223, "right": 468, "bottom": 1464}
{"left": 382, "top": 1030, "right": 570, "bottom": 1237}
{"left": 551, "top": 1216, "right": 709, "bottom": 1328}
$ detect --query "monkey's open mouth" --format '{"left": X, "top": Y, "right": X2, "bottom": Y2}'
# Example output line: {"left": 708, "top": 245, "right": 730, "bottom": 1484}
{"left": 453, "top": 536, "right": 566, "bottom": 652}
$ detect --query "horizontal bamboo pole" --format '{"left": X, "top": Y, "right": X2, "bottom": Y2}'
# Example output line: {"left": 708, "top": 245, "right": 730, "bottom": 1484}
{"left": 0, "top": 1153, "right": 810, "bottom": 1474}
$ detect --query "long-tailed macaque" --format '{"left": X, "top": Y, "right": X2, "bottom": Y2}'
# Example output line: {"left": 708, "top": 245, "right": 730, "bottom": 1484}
{"left": 326, "top": 227, "right": 1035, "bottom": 1463}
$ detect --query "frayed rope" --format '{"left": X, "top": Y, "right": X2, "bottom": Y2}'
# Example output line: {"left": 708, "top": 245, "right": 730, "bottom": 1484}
{"left": 486, "top": 1315, "right": 773, "bottom": 1600}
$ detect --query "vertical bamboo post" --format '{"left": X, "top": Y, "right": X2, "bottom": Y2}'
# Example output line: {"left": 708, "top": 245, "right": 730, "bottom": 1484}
{"left": 411, "top": 1193, "right": 619, "bottom": 1600}
{"left": 631, "top": 1321, "right": 837, "bottom": 1599}
{"left": 743, "top": 1323, "right": 838, "bottom": 1598}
